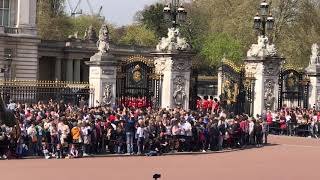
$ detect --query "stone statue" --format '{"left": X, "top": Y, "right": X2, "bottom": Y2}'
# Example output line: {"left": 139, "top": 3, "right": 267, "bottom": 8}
{"left": 264, "top": 79, "right": 275, "bottom": 110}
{"left": 173, "top": 84, "right": 186, "bottom": 106}
{"left": 173, "top": 76, "right": 186, "bottom": 106}
{"left": 156, "top": 28, "right": 191, "bottom": 52}
{"left": 83, "top": 28, "right": 88, "bottom": 40}
{"left": 68, "top": 31, "right": 79, "bottom": 40}
{"left": 310, "top": 43, "right": 320, "bottom": 64}
{"left": 88, "top": 25, "right": 98, "bottom": 42}
{"left": 102, "top": 83, "right": 112, "bottom": 106}
{"left": 247, "top": 36, "right": 277, "bottom": 57}
{"left": 97, "top": 24, "right": 110, "bottom": 54}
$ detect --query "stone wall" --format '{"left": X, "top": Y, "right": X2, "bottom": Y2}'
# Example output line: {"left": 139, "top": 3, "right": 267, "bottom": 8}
{"left": 0, "top": 34, "right": 39, "bottom": 80}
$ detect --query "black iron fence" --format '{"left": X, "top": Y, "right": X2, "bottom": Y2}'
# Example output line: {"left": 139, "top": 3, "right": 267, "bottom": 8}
{"left": 0, "top": 80, "right": 94, "bottom": 105}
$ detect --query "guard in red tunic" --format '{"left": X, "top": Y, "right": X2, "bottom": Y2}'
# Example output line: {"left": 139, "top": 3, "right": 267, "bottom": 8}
{"left": 132, "top": 98, "right": 137, "bottom": 108}
{"left": 208, "top": 96, "right": 213, "bottom": 112}
{"left": 196, "top": 98, "right": 201, "bottom": 110}
{"left": 202, "top": 97, "right": 208, "bottom": 111}
{"left": 137, "top": 97, "right": 143, "bottom": 108}
{"left": 128, "top": 97, "right": 133, "bottom": 108}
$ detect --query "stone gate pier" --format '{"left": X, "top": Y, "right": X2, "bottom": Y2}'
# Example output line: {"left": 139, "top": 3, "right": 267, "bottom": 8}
{"left": 245, "top": 36, "right": 284, "bottom": 115}
{"left": 153, "top": 28, "right": 195, "bottom": 110}
{"left": 306, "top": 43, "right": 320, "bottom": 109}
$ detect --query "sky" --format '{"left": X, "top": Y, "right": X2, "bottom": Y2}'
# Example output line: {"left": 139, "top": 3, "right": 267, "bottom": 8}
{"left": 66, "top": 0, "right": 162, "bottom": 26}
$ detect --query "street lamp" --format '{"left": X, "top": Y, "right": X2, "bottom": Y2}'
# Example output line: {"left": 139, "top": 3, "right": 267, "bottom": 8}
{"left": 253, "top": 0, "right": 275, "bottom": 37}
{"left": 163, "top": 0, "right": 187, "bottom": 28}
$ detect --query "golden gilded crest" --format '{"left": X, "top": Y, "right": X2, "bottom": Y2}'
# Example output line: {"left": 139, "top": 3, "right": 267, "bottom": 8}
{"left": 132, "top": 65, "right": 142, "bottom": 82}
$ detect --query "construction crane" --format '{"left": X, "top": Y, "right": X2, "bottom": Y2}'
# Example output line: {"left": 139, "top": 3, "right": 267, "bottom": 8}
{"left": 67, "top": 0, "right": 83, "bottom": 17}
{"left": 86, "top": 0, "right": 105, "bottom": 20}
{"left": 67, "top": 0, "right": 105, "bottom": 20}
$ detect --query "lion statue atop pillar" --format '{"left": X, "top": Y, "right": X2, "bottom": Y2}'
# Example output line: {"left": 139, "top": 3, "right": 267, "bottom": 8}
{"left": 247, "top": 35, "right": 277, "bottom": 57}
{"left": 156, "top": 28, "right": 191, "bottom": 52}
{"left": 97, "top": 24, "right": 110, "bottom": 54}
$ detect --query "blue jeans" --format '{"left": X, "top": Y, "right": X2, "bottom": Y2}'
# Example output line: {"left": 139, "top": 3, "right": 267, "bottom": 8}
{"left": 137, "top": 137, "right": 144, "bottom": 154}
{"left": 126, "top": 132, "right": 134, "bottom": 154}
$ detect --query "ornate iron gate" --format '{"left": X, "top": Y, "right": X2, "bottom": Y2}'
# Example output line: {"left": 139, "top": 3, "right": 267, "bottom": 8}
{"left": 0, "top": 80, "right": 94, "bottom": 105}
{"left": 278, "top": 68, "right": 309, "bottom": 109}
{"left": 189, "top": 65, "right": 199, "bottom": 110}
{"left": 220, "top": 60, "right": 253, "bottom": 115}
{"left": 116, "top": 57, "right": 161, "bottom": 108}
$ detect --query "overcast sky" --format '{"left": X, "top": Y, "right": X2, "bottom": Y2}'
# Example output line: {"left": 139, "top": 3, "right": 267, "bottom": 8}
{"left": 66, "top": 0, "right": 162, "bottom": 26}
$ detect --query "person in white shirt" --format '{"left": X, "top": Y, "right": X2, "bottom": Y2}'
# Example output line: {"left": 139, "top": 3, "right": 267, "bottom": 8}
{"left": 136, "top": 119, "right": 145, "bottom": 154}
{"left": 181, "top": 120, "right": 192, "bottom": 151}
{"left": 249, "top": 118, "right": 255, "bottom": 145}
{"left": 81, "top": 122, "right": 91, "bottom": 156}
{"left": 27, "top": 123, "right": 38, "bottom": 155}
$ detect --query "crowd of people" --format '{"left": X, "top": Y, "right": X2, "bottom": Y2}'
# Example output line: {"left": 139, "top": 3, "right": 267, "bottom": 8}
{"left": 0, "top": 98, "right": 267, "bottom": 160}
{"left": 264, "top": 107, "right": 320, "bottom": 138}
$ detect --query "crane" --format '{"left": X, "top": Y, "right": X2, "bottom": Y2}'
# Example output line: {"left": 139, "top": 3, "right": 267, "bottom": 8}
{"left": 86, "top": 0, "right": 104, "bottom": 20}
{"left": 67, "top": 0, "right": 105, "bottom": 20}
{"left": 67, "top": 0, "right": 83, "bottom": 17}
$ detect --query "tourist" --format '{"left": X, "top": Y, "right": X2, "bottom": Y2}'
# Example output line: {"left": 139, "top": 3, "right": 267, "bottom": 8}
{"left": 0, "top": 98, "right": 281, "bottom": 160}
{"left": 136, "top": 118, "right": 145, "bottom": 155}
{"left": 81, "top": 122, "right": 91, "bottom": 156}
{"left": 125, "top": 114, "right": 135, "bottom": 155}
{"left": 70, "top": 144, "right": 79, "bottom": 158}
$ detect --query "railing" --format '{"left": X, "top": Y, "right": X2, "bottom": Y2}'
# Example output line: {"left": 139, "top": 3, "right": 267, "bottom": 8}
{"left": 0, "top": 80, "right": 94, "bottom": 105}
{"left": 4, "top": 27, "right": 21, "bottom": 34}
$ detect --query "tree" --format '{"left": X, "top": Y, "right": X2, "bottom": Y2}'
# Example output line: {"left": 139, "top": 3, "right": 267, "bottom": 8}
{"left": 135, "top": 3, "right": 168, "bottom": 38}
{"left": 70, "top": 15, "right": 104, "bottom": 38}
{"left": 200, "top": 33, "right": 244, "bottom": 68}
{"left": 118, "top": 25, "right": 158, "bottom": 46}
{"left": 37, "top": 0, "right": 73, "bottom": 40}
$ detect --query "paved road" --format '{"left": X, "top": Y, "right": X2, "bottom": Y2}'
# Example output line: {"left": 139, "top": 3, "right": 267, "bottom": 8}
{"left": 1, "top": 135, "right": 319, "bottom": 180}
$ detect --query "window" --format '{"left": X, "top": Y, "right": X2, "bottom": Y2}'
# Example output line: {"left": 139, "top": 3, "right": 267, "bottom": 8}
{"left": 0, "top": 0, "right": 9, "bottom": 26}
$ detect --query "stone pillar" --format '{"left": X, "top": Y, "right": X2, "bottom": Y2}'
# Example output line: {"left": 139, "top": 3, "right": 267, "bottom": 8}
{"left": 217, "top": 67, "right": 223, "bottom": 97}
{"left": 245, "top": 57, "right": 282, "bottom": 115}
{"left": 66, "top": 60, "right": 74, "bottom": 81}
{"left": 16, "top": 0, "right": 37, "bottom": 35}
{"left": 306, "top": 43, "right": 320, "bottom": 109}
{"left": 54, "top": 58, "right": 62, "bottom": 81}
{"left": 85, "top": 53, "right": 117, "bottom": 107}
{"left": 245, "top": 36, "right": 284, "bottom": 116}
{"left": 154, "top": 52, "right": 194, "bottom": 110}
{"left": 17, "top": 0, "right": 30, "bottom": 26}
{"left": 73, "top": 59, "right": 81, "bottom": 82}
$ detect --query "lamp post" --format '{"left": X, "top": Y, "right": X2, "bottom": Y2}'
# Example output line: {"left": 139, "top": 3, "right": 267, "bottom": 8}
{"left": 163, "top": 0, "right": 187, "bottom": 28}
{"left": 253, "top": 0, "right": 275, "bottom": 37}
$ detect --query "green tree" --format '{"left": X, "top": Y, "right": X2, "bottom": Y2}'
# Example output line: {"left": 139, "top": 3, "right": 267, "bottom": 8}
{"left": 70, "top": 15, "right": 103, "bottom": 38}
{"left": 135, "top": 3, "right": 167, "bottom": 38}
{"left": 119, "top": 25, "right": 158, "bottom": 46}
{"left": 200, "top": 33, "right": 244, "bottom": 68}
{"left": 37, "top": 0, "right": 73, "bottom": 40}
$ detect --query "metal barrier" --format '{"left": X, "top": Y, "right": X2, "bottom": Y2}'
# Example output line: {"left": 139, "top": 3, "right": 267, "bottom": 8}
{"left": 0, "top": 80, "right": 94, "bottom": 105}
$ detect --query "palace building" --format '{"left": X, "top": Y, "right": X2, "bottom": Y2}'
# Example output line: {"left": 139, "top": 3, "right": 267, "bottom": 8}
{"left": 0, "top": 0, "right": 38, "bottom": 80}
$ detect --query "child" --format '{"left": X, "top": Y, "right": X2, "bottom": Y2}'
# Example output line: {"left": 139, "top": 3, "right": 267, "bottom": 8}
{"left": 56, "top": 144, "right": 62, "bottom": 159}
{"left": 70, "top": 144, "right": 79, "bottom": 158}
{"left": 42, "top": 143, "right": 50, "bottom": 159}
